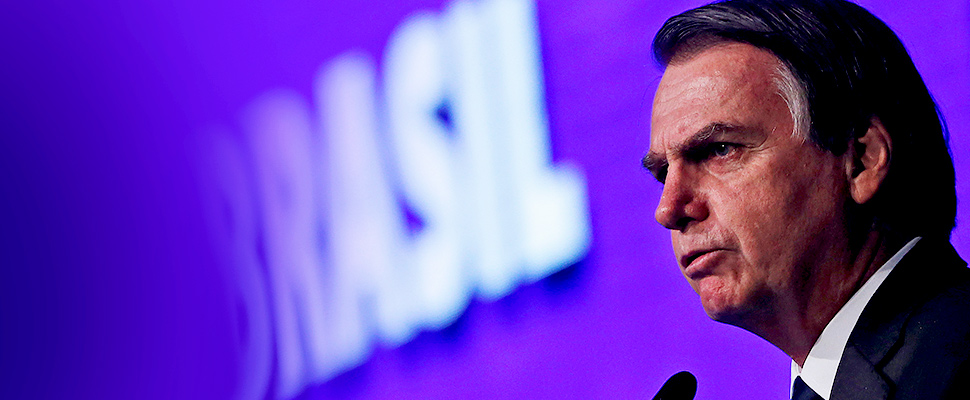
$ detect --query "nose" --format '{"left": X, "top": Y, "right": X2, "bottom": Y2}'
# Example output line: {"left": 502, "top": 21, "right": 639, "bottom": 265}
{"left": 655, "top": 164, "right": 708, "bottom": 231}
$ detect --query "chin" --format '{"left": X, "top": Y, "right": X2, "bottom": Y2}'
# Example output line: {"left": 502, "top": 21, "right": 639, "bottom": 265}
{"left": 699, "top": 290, "right": 770, "bottom": 331}
{"left": 704, "top": 305, "right": 749, "bottom": 326}
{"left": 702, "top": 301, "right": 737, "bottom": 321}
{"left": 699, "top": 290, "right": 755, "bottom": 326}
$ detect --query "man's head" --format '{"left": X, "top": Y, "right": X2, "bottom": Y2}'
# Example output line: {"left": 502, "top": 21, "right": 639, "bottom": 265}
{"left": 651, "top": 0, "right": 955, "bottom": 240}
{"left": 644, "top": 0, "right": 955, "bottom": 327}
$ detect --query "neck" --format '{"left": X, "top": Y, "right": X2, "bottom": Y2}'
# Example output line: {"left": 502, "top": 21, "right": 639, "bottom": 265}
{"left": 753, "top": 229, "right": 907, "bottom": 366}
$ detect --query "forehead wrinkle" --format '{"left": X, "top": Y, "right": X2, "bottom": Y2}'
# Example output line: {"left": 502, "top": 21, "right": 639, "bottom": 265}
{"left": 649, "top": 43, "right": 785, "bottom": 178}
{"left": 653, "top": 75, "right": 728, "bottom": 124}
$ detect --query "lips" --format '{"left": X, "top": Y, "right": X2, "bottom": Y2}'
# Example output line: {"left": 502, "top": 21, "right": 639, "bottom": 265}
{"left": 680, "top": 248, "right": 726, "bottom": 278}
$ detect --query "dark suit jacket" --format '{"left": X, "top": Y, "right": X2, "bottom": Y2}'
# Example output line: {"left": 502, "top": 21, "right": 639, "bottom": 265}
{"left": 831, "top": 239, "right": 970, "bottom": 399}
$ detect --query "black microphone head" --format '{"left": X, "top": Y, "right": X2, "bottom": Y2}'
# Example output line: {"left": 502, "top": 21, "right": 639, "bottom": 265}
{"left": 652, "top": 371, "right": 697, "bottom": 400}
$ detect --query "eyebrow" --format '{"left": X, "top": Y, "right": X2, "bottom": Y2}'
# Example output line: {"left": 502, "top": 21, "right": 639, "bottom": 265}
{"left": 642, "top": 122, "right": 744, "bottom": 180}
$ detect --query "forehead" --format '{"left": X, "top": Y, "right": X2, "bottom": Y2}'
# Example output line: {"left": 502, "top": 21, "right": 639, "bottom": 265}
{"left": 649, "top": 42, "right": 791, "bottom": 153}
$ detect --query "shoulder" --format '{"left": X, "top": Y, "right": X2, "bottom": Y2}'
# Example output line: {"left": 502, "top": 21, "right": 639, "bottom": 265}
{"left": 883, "top": 276, "right": 970, "bottom": 398}
{"left": 831, "top": 239, "right": 970, "bottom": 399}
{"left": 866, "top": 239, "right": 970, "bottom": 398}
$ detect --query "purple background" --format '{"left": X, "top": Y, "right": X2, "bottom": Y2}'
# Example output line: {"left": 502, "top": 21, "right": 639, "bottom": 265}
{"left": 1, "top": 0, "right": 967, "bottom": 399}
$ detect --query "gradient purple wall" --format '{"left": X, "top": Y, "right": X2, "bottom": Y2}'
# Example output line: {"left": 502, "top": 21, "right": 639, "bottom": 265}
{"left": 1, "top": 0, "right": 967, "bottom": 399}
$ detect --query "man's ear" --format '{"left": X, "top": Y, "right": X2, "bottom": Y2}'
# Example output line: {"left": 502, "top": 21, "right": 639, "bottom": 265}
{"left": 847, "top": 117, "right": 892, "bottom": 205}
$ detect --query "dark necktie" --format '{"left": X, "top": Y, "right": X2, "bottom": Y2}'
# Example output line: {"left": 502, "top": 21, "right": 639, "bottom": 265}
{"left": 792, "top": 376, "right": 823, "bottom": 400}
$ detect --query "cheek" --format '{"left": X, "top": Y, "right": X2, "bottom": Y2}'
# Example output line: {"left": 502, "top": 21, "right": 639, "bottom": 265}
{"left": 708, "top": 177, "right": 782, "bottom": 245}
{"left": 716, "top": 154, "right": 847, "bottom": 278}
{"left": 771, "top": 158, "right": 848, "bottom": 235}
{"left": 722, "top": 154, "right": 841, "bottom": 227}
{"left": 705, "top": 171, "right": 808, "bottom": 272}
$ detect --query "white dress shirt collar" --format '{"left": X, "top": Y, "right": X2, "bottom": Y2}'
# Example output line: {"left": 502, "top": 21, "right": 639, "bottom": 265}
{"left": 790, "top": 237, "right": 922, "bottom": 399}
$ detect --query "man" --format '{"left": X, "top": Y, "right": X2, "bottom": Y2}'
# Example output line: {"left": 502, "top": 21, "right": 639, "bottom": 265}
{"left": 644, "top": 0, "right": 970, "bottom": 399}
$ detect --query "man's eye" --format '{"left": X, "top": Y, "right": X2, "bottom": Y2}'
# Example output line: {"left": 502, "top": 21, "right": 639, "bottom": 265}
{"left": 711, "top": 143, "right": 736, "bottom": 157}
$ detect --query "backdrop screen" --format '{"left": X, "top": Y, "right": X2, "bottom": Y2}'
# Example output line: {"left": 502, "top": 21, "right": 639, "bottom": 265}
{"left": 2, "top": 0, "right": 968, "bottom": 399}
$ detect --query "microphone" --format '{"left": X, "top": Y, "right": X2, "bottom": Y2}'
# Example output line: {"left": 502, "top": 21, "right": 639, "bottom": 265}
{"left": 652, "top": 371, "right": 697, "bottom": 400}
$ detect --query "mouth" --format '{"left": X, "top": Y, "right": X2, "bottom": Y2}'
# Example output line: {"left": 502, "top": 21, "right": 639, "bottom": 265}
{"left": 680, "top": 248, "right": 726, "bottom": 278}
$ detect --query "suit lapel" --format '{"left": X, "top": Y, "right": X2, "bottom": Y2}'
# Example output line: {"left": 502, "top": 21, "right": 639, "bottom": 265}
{"left": 830, "top": 296, "right": 905, "bottom": 400}
{"left": 831, "top": 345, "right": 890, "bottom": 400}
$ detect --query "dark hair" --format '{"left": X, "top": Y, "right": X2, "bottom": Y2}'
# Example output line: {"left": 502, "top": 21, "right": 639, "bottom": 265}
{"left": 653, "top": 0, "right": 956, "bottom": 239}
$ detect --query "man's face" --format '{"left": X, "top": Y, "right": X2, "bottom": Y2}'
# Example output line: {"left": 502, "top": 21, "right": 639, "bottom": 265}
{"left": 647, "top": 43, "right": 852, "bottom": 326}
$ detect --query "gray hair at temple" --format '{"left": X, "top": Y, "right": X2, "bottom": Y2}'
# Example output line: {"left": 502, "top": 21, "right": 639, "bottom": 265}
{"left": 652, "top": 0, "right": 957, "bottom": 240}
